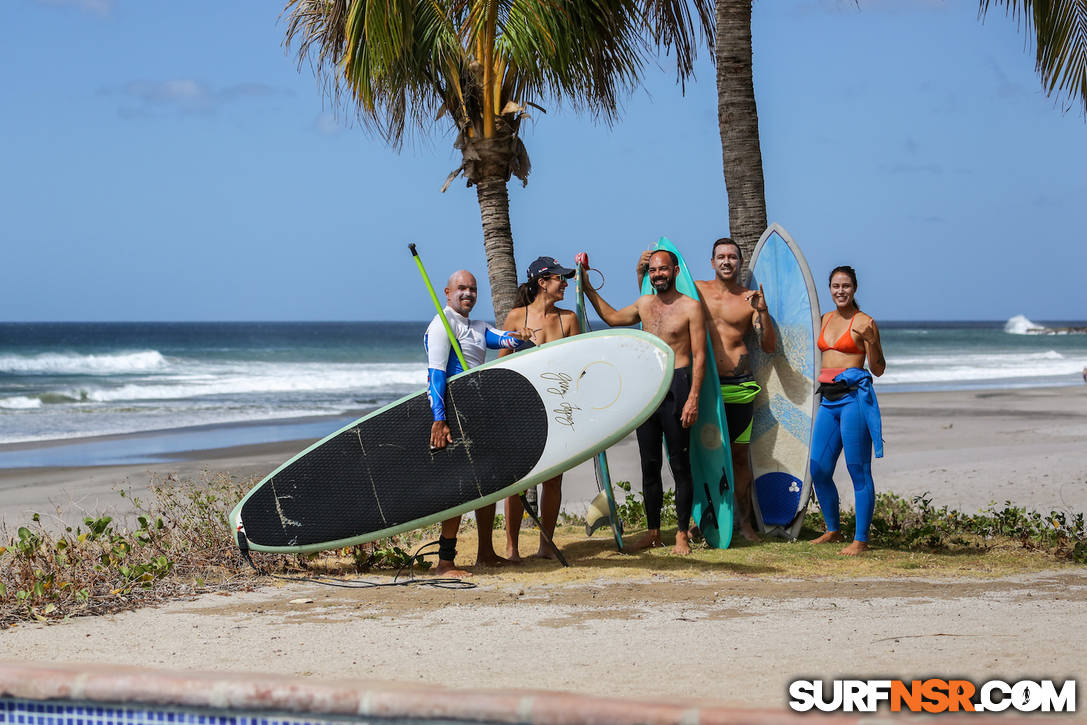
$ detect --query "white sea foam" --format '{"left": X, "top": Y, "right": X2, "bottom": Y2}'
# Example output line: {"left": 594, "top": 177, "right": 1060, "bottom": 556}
{"left": 888, "top": 350, "right": 1065, "bottom": 366}
{"left": 880, "top": 349, "right": 1085, "bottom": 385}
{"left": 48, "top": 362, "right": 426, "bottom": 403}
{"left": 1004, "top": 314, "right": 1047, "bottom": 335}
{"left": 0, "top": 396, "right": 43, "bottom": 410}
{"left": 0, "top": 405, "right": 343, "bottom": 444}
{"left": 0, "top": 350, "right": 167, "bottom": 374}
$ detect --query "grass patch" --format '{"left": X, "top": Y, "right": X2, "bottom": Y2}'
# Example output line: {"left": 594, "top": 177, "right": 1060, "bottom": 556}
{"left": 454, "top": 522, "right": 1076, "bottom": 587}
{"left": 0, "top": 472, "right": 439, "bottom": 627}
{"left": 603, "top": 481, "right": 1087, "bottom": 565}
{"left": 2, "top": 474, "right": 1084, "bottom": 626}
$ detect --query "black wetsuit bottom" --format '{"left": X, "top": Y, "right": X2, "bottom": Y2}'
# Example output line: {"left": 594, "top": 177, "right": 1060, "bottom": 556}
{"left": 635, "top": 366, "right": 694, "bottom": 531}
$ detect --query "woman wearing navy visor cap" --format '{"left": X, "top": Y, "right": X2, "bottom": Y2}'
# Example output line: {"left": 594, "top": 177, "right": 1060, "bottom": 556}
{"left": 498, "top": 256, "right": 580, "bottom": 562}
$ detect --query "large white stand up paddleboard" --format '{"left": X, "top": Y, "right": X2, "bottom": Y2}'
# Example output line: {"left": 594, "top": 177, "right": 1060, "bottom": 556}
{"left": 231, "top": 329, "right": 674, "bottom": 554}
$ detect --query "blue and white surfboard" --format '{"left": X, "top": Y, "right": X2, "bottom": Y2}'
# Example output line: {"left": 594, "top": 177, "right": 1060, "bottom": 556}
{"left": 747, "top": 224, "right": 820, "bottom": 540}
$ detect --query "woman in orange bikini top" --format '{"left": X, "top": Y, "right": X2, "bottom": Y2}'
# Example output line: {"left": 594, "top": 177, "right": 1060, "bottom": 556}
{"left": 810, "top": 265, "right": 887, "bottom": 556}
{"left": 817, "top": 267, "right": 885, "bottom": 383}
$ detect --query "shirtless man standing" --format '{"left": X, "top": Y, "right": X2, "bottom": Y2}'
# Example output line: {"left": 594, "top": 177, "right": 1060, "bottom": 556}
{"left": 691, "top": 238, "right": 775, "bottom": 542}
{"left": 639, "top": 238, "right": 776, "bottom": 541}
{"left": 584, "top": 250, "right": 706, "bottom": 555}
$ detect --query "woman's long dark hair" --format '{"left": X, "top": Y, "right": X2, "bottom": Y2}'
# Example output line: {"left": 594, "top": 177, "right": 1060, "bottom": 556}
{"left": 515, "top": 276, "right": 545, "bottom": 308}
{"left": 829, "top": 265, "right": 860, "bottom": 310}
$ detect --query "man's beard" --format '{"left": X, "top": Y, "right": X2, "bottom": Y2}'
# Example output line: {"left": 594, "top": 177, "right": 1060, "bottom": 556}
{"left": 651, "top": 276, "right": 674, "bottom": 293}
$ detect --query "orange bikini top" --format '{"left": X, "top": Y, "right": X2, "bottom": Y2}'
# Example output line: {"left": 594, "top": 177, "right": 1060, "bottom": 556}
{"left": 818, "top": 314, "right": 864, "bottom": 355}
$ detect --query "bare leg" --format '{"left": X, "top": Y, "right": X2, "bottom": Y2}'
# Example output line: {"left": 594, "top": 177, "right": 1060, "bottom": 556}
{"left": 627, "top": 529, "right": 664, "bottom": 551}
{"left": 839, "top": 540, "right": 869, "bottom": 556}
{"left": 532, "top": 475, "right": 563, "bottom": 559}
{"left": 504, "top": 495, "right": 524, "bottom": 562}
{"left": 474, "top": 503, "right": 510, "bottom": 566}
{"left": 672, "top": 528, "right": 692, "bottom": 555}
{"left": 811, "top": 530, "right": 843, "bottom": 544}
{"left": 731, "top": 443, "right": 761, "bottom": 542}
{"left": 434, "top": 516, "right": 471, "bottom": 577}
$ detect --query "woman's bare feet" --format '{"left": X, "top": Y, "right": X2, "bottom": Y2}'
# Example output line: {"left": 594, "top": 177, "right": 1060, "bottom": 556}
{"left": 475, "top": 552, "right": 513, "bottom": 567}
{"left": 739, "top": 524, "right": 762, "bottom": 543}
{"left": 434, "top": 560, "right": 472, "bottom": 578}
{"left": 530, "top": 547, "right": 560, "bottom": 560}
{"left": 811, "top": 531, "right": 843, "bottom": 544}
{"left": 838, "top": 540, "right": 868, "bottom": 556}
{"left": 504, "top": 547, "right": 523, "bottom": 564}
{"left": 672, "top": 530, "right": 692, "bottom": 555}
{"left": 627, "top": 530, "right": 664, "bottom": 551}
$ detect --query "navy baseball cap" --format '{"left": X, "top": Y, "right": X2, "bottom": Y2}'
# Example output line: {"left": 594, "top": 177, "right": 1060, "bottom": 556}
{"left": 526, "top": 256, "right": 575, "bottom": 280}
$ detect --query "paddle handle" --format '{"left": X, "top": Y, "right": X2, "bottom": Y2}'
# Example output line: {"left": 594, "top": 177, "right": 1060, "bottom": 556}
{"left": 409, "top": 243, "right": 468, "bottom": 371}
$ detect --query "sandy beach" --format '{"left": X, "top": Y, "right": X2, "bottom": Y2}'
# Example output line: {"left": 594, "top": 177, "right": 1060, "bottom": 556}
{"left": 2, "top": 384, "right": 1086, "bottom": 713}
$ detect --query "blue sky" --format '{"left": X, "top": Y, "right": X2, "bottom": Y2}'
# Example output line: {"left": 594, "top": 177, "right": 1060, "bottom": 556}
{"left": 3, "top": 0, "right": 1084, "bottom": 322}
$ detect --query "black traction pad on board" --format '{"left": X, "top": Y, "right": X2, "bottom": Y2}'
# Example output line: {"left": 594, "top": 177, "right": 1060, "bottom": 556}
{"left": 240, "top": 367, "right": 547, "bottom": 548}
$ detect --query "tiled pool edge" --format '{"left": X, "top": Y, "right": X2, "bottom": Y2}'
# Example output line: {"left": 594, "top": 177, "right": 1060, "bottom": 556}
{"left": 0, "top": 662, "right": 1043, "bottom": 724}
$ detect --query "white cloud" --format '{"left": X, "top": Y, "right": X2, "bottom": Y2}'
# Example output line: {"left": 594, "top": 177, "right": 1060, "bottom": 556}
{"left": 103, "top": 79, "right": 288, "bottom": 117}
{"left": 314, "top": 112, "right": 345, "bottom": 136}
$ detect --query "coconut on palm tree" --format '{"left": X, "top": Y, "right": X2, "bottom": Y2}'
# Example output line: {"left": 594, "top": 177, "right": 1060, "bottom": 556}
{"left": 284, "top": 0, "right": 711, "bottom": 321}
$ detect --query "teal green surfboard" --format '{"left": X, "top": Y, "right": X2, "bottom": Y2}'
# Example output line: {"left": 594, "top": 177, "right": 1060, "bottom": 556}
{"left": 575, "top": 266, "right": 624, "bottom": 552}
{"left": 640, "top": 238, "right": 734, "bottom": 549}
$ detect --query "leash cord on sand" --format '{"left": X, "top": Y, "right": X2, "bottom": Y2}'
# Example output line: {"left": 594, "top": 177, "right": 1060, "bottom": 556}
{"left": 238, "top": 539, "right": 477, "bottom": 590}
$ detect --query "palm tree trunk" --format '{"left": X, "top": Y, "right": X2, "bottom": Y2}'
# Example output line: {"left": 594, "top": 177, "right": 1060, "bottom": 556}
{"left": 716, "top": 0, "right": 767, "bottom": 277}
{"left": 475, "top": 177, "right": 519, "bottom": 322}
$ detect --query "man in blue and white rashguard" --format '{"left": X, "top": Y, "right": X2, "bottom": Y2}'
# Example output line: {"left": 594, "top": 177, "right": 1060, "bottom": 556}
{"left": 425, "top": 269, "right": 531, "bottom": 577}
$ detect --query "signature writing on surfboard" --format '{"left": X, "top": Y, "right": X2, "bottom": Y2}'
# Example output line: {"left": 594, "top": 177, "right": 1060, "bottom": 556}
{"left": 540, "top": 371, "right": 580, "bottom": 428}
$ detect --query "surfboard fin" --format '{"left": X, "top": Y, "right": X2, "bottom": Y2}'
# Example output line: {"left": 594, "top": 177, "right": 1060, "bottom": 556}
{"left": 585, "top": 491, "right": 613, "bottom": 537}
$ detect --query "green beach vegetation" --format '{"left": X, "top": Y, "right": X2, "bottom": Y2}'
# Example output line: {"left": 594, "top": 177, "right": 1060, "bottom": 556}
{"left": 1, "top": 472, "right": 1084, "bottom": 627}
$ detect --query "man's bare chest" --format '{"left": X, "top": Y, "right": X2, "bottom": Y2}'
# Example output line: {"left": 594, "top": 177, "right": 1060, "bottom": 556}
{"left": 642, "top": 305, "right": 689, "bottom": 342}
{"left": 704, "top": 292, "right": 752, "bottom": 331}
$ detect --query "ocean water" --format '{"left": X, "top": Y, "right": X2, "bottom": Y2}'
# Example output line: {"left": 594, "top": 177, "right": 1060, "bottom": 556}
{"left": 1, "top": 317, "right": 1085, "bottom": 455}
{"left": 0, "top": 322, "right": 425, "bottom": 446}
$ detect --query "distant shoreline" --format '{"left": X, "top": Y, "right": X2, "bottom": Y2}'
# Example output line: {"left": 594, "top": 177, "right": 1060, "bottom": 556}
{"left": 0, "top": 409, "right": 368, "bottom": 469}
{"left": 3, "top": 380, "right": 1087, "bottom": 469}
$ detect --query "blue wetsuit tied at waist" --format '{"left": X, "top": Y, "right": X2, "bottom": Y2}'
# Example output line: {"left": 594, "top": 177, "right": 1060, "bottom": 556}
{"left": 809, "top": 368, "right": 883, "bottom": 543}
{"left": 424, "top": 306, "right": 528, "bottom": 421}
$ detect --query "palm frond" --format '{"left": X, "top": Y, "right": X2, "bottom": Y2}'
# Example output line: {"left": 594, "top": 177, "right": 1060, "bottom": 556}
{"left": 498, "top": 0, "right": 646, "bottom": 123}
{"left": 980, "top": 0, "right": 1087, "bottom": 115}
{"left": 641, "top": 0, "right": 715, "bottom": 88}
{"left": 282, "top": 0, "right": 660, "bottom": 144}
